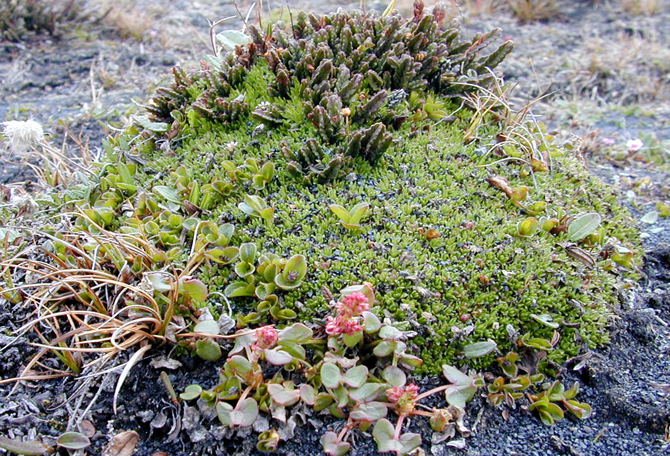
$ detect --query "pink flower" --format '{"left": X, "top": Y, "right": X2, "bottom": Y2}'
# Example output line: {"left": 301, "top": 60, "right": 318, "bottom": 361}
{"left": 325, "top": 315, "right": 363, "bottom": 336}
{"left": 255, "top": 326, "right": 278, "bottom": 349}
{"left": 601, "top": 137, "right": 615, "bottom": 146}
{"left": 386, "top": 383, "right": 419, "bottom": 403}
{"left": 335, "top": 292, "right": 370, "bottom": 317}
{"left": 626, "top": 139, "right": 643, "bottom": 152}
{"left": 386, "top": 386, "right": 405, "bottom": 403}
{"left": 386, "top": 384, "right": 420, "bottom": 415}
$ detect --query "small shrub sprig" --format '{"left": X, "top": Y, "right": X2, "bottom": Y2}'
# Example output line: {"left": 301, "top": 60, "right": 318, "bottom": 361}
{"left": 180, "top": 286, "right": 487, "bottom": 455}
{"left": 486, "top": 352, "right": 592, "bottom": 426}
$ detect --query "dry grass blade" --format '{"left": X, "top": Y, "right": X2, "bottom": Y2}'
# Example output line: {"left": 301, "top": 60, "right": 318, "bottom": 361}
{"left": 113, "top": 343, "right": 152, "bottom": 414}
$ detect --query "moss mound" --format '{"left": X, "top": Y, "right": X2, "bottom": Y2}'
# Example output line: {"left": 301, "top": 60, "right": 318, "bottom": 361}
{"left": 11, "top": 6, "right": 638, "bottom": 375}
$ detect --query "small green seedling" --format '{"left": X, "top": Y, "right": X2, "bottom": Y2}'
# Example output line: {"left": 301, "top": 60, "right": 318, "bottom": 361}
{"left": 329, "top": 202, "right": 370, "bottom": 230}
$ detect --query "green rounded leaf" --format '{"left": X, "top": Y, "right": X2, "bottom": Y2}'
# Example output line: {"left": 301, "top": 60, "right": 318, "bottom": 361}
{"left": 275, "top": 254, "right": 307, "bottom": 290}
{"left": 196, "top": 339, "right": 222, "bottom": 362}
{"left": 382, "top": 366, "right": 406, "bottom": 387}
{"left": 216, "top": 30, "right": 250, "bottom": 51}
{"left": 344, "top": 365, "right": 369, "bottom": 389}
{"left": 362, "top": 311, "right": 381, "bottom": 333}
{"left": 193, "top": 320, "right": 220, "bottom": 335}
{"left": 278, "top": 322, "right": 313, "bottom": 343}
{"left": 321, "top": 431, "right": 351, "bottom": 456}
{"left": 267, "top": 383, "right": 301, "bottom": 407}
{"left": 181, "top": 277, "right": 208, "bottom": 303}
{"left": 568, "top": 213, "right": 601, "bottom": 242}
{"left": 229, "top": 398, "right": 259, "bottom": 427}
{"left": 463, "top": 340, "right": 497, "bottom": 358}
{"left": 180, "top": 384, "right": 203, "bottom": 401}
{"left": 373, "top": 340, "right": 395, "bottom": 358}
{"left": 239, "top": 242, "right": 257, "bottom": 263}
{"left": 379, "top": 325, "right": 402, "bottom": 340}
{"left": 350, "top": 402, "right": 387, "bottom": 421}
{"left": 57, "top": 432, "right": 91, "bottom": 450}
{"left": 300, "top": 384, "right": 317, "bottom": 405}
{"left": 321, "top": 363, "right": 343, "bottom": 389}
{"left": 263, "top": 348, "right": 294, "bottom": 366}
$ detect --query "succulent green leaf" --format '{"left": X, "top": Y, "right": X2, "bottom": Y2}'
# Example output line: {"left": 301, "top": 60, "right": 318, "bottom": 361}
{"left": 239, "top": 202, "right": 259, "bottom": 217}
{"left": 300, "top": 384, "right": 317, "bottom": 405}
{"left": 321, "top": 363, "right": 343, "bottom": 389}
{"left": 379, "top": 325, "right": 402, "bottom": 340}
{"left": 239, "top": 242, "right": 257, "bottom": 263}
{"left": 278, "top": 309, "right": 297, "bottom": 320}
{"left": 224, "top": 280, "right": 256, "bottom": 297}
{"left": 463, "top": 340, "right": 497, "bottom": 358}
{"left": 181, "top": 277, "right": 208, "bottom": 303}
{"left": 193, "top": 320, "right": 220, "bottom": 335}
{"left": 348, "top": 202, "right": 370, "bottom": 226}
{"left": 275, "top": 254, "right": 307, "bottom": 289}
{"left": 314, "top": 393, "right": 335, "bottom": 412}
{"left": 234, "top": 261, "right": 255, "bottom": 278}
{"left": 519, "top": 334, "right": 554, "bottom": 350}
{"left": 442, "top": 365, "right": 473, "bottom": 386}
{"left": 563, "top": 382, "right": 580, "bottom": 400}
{"left": 196, "top": 339, "right": 222, "bottom": 362}
{"left": 145, "top": 272, "right": 172, "bottom": 293}
{"left": 348, "top": 383, "right": 383, "bottom": 403}
{"left": 205, "top": 246, "right": 239, "bottom": 264}
{"left": 398, "top": 353, "right": 423, "bottom": 370}
{"left": 362, "top": 311, "right": 382, "bottom": 333}
{"left": 263, "top": 348, "right": 294, "bottom": 366}
{"left": 321, "top": 431, "right": 351, "bottom": 456}
{"left": 563, "top": 400, "right": 592, "bottom": 419}
{"left": 228, "top": 355, "right": 252, "bottom": 376}
{"left": 531, "top": 314, "right": 560, "bottom": 329}
{"left": 180, "top": 384, "right": 203, "bottom": 401}
{"left": 445, "top": 384, "right": 477, "bottom": 408}
{"left": 267, "top": 383, "right": 301, "bottom": 407}
{"left": 344, "top": 365, "right": 368, "bottom": 388}
{"left": 153, "top": 185, "right": 181, "bottom": 204}
{"left": 278, "top": 323, "right": 313, "bottom": 344}
{"left": 373, "top": 419, "right": 421, "bottom": 455}
{"left": 328, "top": 204, "right": 350, "bottom": 223}
{"left": 373, "top": 340, "right": 395, "bottom": 357}
{"left": 0, "top": 436, "right": 51, "bottom": 455}
{"left": 223, "top": 397, "right": 259, "bottom": 427}
{"left": 56, "top": 432, "right": 91, "bottom": 450}
{"left": 350, "top": 402, "right": 388, "bottom": 421}
{"left": 216, "top": 401, "right": 234, "bottom": 426}
{"left": 259, "top": 207, "right": 275, "bottom": 221}
{"left": 342, "top": 330, "right": 363, "bottom": 347}
{"left": 382, "top": 366, "right": 407, "bottom": 387}
{"left": 568, "top": 213, "right": 601, "bottom": 242}
{"left": 216, "top": 30, "right": 250, "bottom": 51}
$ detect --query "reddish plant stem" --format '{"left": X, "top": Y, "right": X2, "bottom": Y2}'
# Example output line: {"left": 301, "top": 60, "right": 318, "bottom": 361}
{"left": 416, "top": 384, "right": 452, "bottom": 402}
{"left": 394, "top": 415, "right": 406, "bottom": 440}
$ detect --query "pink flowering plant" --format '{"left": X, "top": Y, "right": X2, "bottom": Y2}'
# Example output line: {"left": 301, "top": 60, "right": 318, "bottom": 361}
{"left": 178, "top": 284, "right": 484, "bottom": 456}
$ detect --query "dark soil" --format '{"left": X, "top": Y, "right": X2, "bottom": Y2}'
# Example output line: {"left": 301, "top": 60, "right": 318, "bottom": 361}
{"left": 1, "top": 1, "right": 669, "bottom": 455}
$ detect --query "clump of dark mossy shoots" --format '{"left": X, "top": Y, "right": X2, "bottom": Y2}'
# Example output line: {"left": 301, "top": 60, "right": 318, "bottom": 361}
{"left": 1, "top": 1, "right": 639, "bottom": 438}
{"left": 0, "top": 0, "right": 87, "bottom": 41}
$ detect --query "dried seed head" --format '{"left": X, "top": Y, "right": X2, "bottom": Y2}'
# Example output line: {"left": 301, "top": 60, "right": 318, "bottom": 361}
{"left": 2, "top": 120, "right": 45, "bottom": 154}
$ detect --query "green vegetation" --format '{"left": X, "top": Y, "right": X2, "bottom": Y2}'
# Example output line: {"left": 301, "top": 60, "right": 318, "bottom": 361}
{"left": 0, "top": 3, "right": 641, "bottom": 453}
